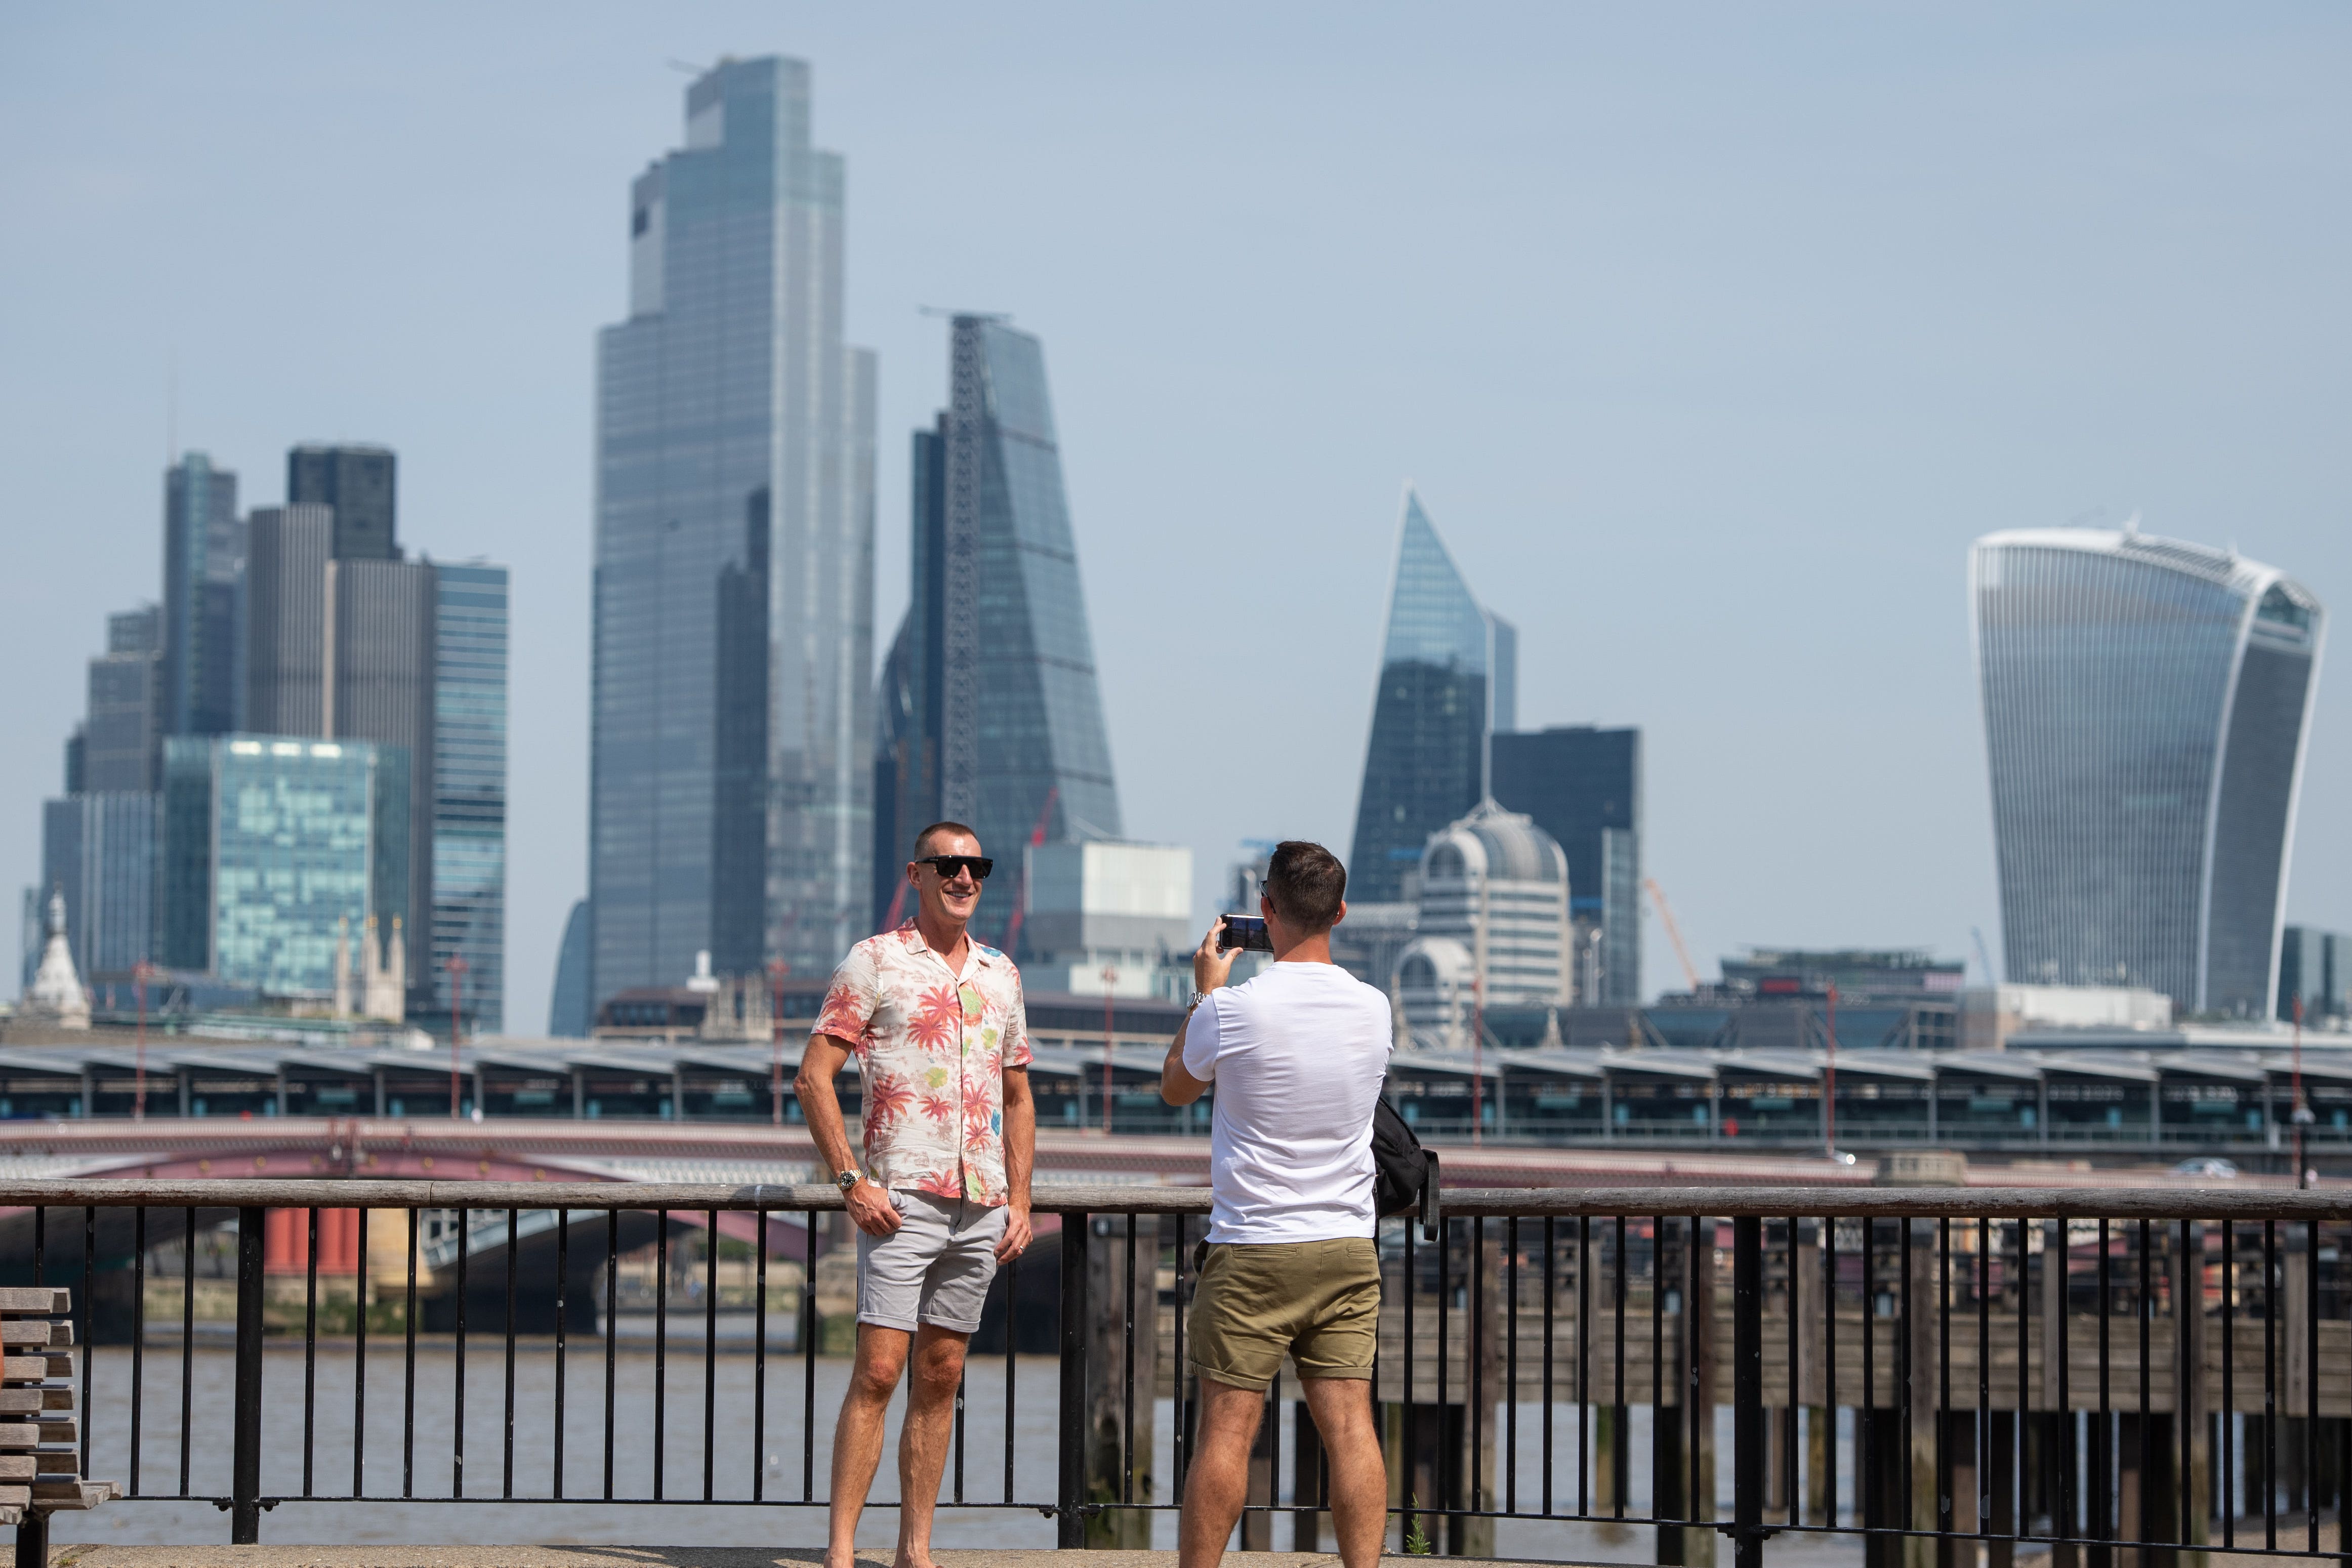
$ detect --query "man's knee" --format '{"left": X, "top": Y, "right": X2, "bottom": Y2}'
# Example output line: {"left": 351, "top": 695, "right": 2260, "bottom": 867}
{"left": 851, "top": 1328, "right": 910, "bottom": 1401}
{"left": 1301, "top": 1378, "right": 1377, "bottom": 1445}
{"left": 909, "top": 1337, "right": 966, "bottom": 1399}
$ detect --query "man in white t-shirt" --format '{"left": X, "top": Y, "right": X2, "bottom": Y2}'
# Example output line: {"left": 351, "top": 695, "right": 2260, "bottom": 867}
{"left": 1160, "top": 840, "right": 1393, "bottom": 1568}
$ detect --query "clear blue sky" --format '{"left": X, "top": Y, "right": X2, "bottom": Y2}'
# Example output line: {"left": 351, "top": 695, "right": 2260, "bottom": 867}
{"left": 5, "top": 5, "right": 2347, "bottom": 1030}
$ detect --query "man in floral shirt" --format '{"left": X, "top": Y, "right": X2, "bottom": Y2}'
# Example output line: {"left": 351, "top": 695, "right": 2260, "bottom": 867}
{"left": 796, "top": 820, "right": 1034, "bottom": 1568}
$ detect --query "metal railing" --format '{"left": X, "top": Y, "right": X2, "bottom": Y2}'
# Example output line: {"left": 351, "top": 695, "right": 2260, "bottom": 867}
{"left": 7, "top": 1178, "right": 2352, "bottom": 1564}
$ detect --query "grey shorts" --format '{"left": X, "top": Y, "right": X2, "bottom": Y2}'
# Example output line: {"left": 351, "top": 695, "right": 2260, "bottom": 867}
{"left": 855, "top": 1189, "right": 1007, "bottom": 1335}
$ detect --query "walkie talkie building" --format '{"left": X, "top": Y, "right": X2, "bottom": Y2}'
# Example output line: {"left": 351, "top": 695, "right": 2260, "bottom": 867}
{"left": 1971, "top": 527, "right": 2325, "bottom": 1018}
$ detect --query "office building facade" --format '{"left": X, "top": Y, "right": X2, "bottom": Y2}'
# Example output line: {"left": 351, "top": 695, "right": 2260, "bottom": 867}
{"left": 159, "top": 735, "right": 407, "bottom": 997}
{"left": 1491, "top": 725, "right": 1642, "bottom": 1005}
{"left": 161, "top": 453, "right": 242, "bottom": 739}
{"left": 1393, "top": 800, "right": 1572, "bottom": 1048}
{"left": 39, "top": 792, "right": 157, "bottom": 982}
{"left": 1972, "top": 527, "right": 2326, "bottom": 1017}
{"left": 593, "top": 56, "right": 877, "bottom": 1007}
{"left": 287, "top": 444, "right": 397, "bottom": 561}
{"left": 84, "top": 615, "right": 163, "bottom": 794}
{"left": 872, "top": 316, "right": 1123, "bottom": 950}
{"left": 240, "top": 492, "right": 439, "bottom": 993}
{"left": 1347, "top": 488, "right": 1515, "bottom": 903}
{"left": 2279, "top": 925, "right": 2351, "bottom": 1024}
{"left": 430, "top": 562, "right": 508, "bottom": 1033}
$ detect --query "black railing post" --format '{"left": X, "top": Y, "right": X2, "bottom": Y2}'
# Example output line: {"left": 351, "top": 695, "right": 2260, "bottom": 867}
{"left": 1057, "top": 1211, "right": 1089, "bottom": 1549}
{"left": 1733, "top": 1214, "right": 1764, "bottom": 1568}
{"left": 231, "top": 1205, "right": 266, "bottom": 1543}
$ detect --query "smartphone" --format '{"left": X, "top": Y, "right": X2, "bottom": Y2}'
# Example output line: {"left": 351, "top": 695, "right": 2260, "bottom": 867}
{"left": 1219, "top": 915, "right": 1274, "bottom": 954}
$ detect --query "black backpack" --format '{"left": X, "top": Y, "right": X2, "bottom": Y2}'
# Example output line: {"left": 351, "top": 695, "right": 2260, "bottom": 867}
{"left": 1372, "top": 1090, "right": 1440, "bottom": 1237}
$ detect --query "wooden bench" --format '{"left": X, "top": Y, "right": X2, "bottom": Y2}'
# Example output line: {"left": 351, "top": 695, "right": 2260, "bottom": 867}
{"left": 2, "top": 1288, "right": 117, "bottom": 1565}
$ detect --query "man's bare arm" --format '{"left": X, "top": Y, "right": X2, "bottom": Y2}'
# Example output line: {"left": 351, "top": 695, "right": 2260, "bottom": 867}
{"left": 1001, "top": 1065, "right": 1036, "bottom": 1207}
{"left": 1162, "top": 919, "right": 1230, "bottom": 1106}
{"left": 793, "top": 1035, "right": 862, "bottom": 1176}
{"left": 793, "top": 1035, "right": 900, "bottom": 1236}
{"left": 1162, "top": 1010, "right": 1210, "bottom": 1105}
{"left": 996, "top": 1065, "right": 1036, "bottom": 1261}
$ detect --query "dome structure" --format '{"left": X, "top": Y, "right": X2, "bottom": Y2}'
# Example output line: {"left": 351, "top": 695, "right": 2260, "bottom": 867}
{"left": 1393, "top": 799, "right": 1571, "bottom": 1048}
{"left": 22, "top": 887, "right": 90, "bottom": 1030}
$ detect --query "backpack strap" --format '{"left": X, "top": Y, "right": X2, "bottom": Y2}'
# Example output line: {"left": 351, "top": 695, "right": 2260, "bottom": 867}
{"left": 1420, "top": 1148, "right": 1440, "bottom": 1241}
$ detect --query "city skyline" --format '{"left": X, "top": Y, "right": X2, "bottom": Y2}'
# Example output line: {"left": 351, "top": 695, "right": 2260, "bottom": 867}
{"left": 7, "top": 9, "right": 2351, "bottom": 1029}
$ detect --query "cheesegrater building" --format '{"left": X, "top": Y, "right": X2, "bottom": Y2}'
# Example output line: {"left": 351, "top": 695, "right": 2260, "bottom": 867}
{"left": 591, "top": 57, "right": 877, "bottom": 1008}
{"left": 1972, "top": 526, "right": 2326, "bottom": 1018}
{"left": 872, "top": 315, "right": 1122, "bottom": 951}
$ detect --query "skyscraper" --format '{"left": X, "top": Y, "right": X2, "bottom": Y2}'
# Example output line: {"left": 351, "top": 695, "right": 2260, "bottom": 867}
{"left": 40, "top": 792, "right": 157, "bottom": 982}
{"left": 1491, "top": 725, "right": 1643, "bottom": 1005}
{"left": 161, "top": 453, "right": 242, "bottom": 739}
{"left": 84, "top": 607, "right": 163, "bottom": 794}
{"left": 549, "top": 899, "right": 592, "bottom": 1038}
{"left": 1346, "top": 488, "right": 1515, "bottom": 904}
{"left": 241, "top": 489, "right": 439, "bottom": 992}
{"left": 1972, "top": 527, "right": 2326, "bottom": 1017}
{"left": 592, "top": 57, "right": 877, "bottom": 1007}
{"left": 430, "top": 562, "right": 508, "bottom": 1034}
{"left": 872, "top": 315, "right": 1123, "bottom": 951}
{"left": 159, "top": 735, "right": 408, "bottom": 996}
{"left": 242, "top": 506, "right": 336, "bottom": 735}
{"left": 288, "top": 444, "right": 398, "bottom": 561}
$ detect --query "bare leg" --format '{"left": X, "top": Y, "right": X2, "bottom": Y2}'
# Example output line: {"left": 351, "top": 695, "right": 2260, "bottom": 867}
{"left": 892, "top": 1325, "right": 971, "bottom": 1568}
{"left": 1301, "top": 1376, "right": 1387, "bottom": 1568}
{"left": 827, "top": 1324, "right": 912, "bottom": 1568}
{"left": 1178, "top": 1377, "right": 1268, "bottom": 1568}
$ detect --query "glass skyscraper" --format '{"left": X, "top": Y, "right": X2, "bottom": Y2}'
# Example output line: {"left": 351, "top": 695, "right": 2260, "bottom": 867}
{"left": 40, "top": 792, "right": 156, "bottom": 982}
{"left": 431, "top": 562, "right": 507, "bottom": 1033}
{"left": 161, "top": 453, "right": 242, "bottom": 740}
{"left": 159, "top": 736, "right": 408, "bottom": 997}
{"left": 287, "top": 444, "right": 397, "bottom": 561}
{"left": 1347, "top": 488, "right": 1515, "bottom": 903}
{"left": 593, "top": 57, "right": 876, "bottom": 1006}
{"left": 1490, "top": 724, "right": 1643, "bottom": 1005}
{"left": 1972, "top": 527, "right": 2326, "bottom": 1017}
{"left": 873, "top": 316, "right": 1122, "bottom": 950}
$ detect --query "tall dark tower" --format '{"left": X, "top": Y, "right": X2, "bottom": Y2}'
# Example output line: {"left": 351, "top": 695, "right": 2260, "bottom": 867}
{"left": 161, "top": 453, "right": 241, "bottom": 738}
{"left": 591, "top": 57, "right": 877, "bottom": 1007}
{"left": 871, "top": 316, "right": 1122, "bottom": 951}
{"left": 1346, "top": 488, "right": 1515, "bottom": 904}
{"left": 288, "top": 444, "right": 398, "bottom": 560}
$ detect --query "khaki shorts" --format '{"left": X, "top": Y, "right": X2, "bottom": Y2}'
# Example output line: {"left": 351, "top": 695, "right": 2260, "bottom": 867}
{"left": 1187, "top": 1237, "right": 1380, "bottom": 1390}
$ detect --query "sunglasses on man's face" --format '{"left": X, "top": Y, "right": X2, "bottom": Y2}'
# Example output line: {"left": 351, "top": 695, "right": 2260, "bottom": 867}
{"left": 915, "top": 854, "right": 994, "bottom": 883}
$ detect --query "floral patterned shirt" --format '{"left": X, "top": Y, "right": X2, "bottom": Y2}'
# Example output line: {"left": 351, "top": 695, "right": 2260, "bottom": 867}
{"left": 810, "top": 922, "right": 1032, "bottom": 1206}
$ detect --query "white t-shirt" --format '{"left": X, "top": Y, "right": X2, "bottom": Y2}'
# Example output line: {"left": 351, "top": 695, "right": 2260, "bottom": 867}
{"left": 1181, "top": 960, "right": 1394, "bottom": 1244}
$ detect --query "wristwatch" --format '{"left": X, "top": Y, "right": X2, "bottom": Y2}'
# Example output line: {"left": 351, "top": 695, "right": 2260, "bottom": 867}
{"left": 835, "top": 1169, "right": 861, "bottom": 1193}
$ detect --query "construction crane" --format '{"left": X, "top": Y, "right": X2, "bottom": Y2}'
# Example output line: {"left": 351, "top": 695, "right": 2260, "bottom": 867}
{"left": 1643, "top": 877, "right": 1702, "bottom": 993}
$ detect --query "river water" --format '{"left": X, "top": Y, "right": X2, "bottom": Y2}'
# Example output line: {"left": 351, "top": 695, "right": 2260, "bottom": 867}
{"left": 51, "top": 1340, "right": 1868, "bottom": 1563}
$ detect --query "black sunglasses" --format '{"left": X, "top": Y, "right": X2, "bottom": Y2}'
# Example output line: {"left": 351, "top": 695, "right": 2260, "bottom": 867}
{"left": 915, "top": 854, "right": 994, "bottom": 882}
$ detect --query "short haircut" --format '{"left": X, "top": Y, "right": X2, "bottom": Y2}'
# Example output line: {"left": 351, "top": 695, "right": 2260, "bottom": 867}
{"left": 912, "top": 820, "right": 979, "bottom": 858}
{"left": 1263, "top": 840, "right": 1346, "bottom": 933}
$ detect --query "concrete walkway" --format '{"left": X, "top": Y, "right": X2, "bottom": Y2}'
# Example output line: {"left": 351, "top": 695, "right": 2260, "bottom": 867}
{"left": 44, "top": 1552, "right": 1579, "bottom": 1568}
